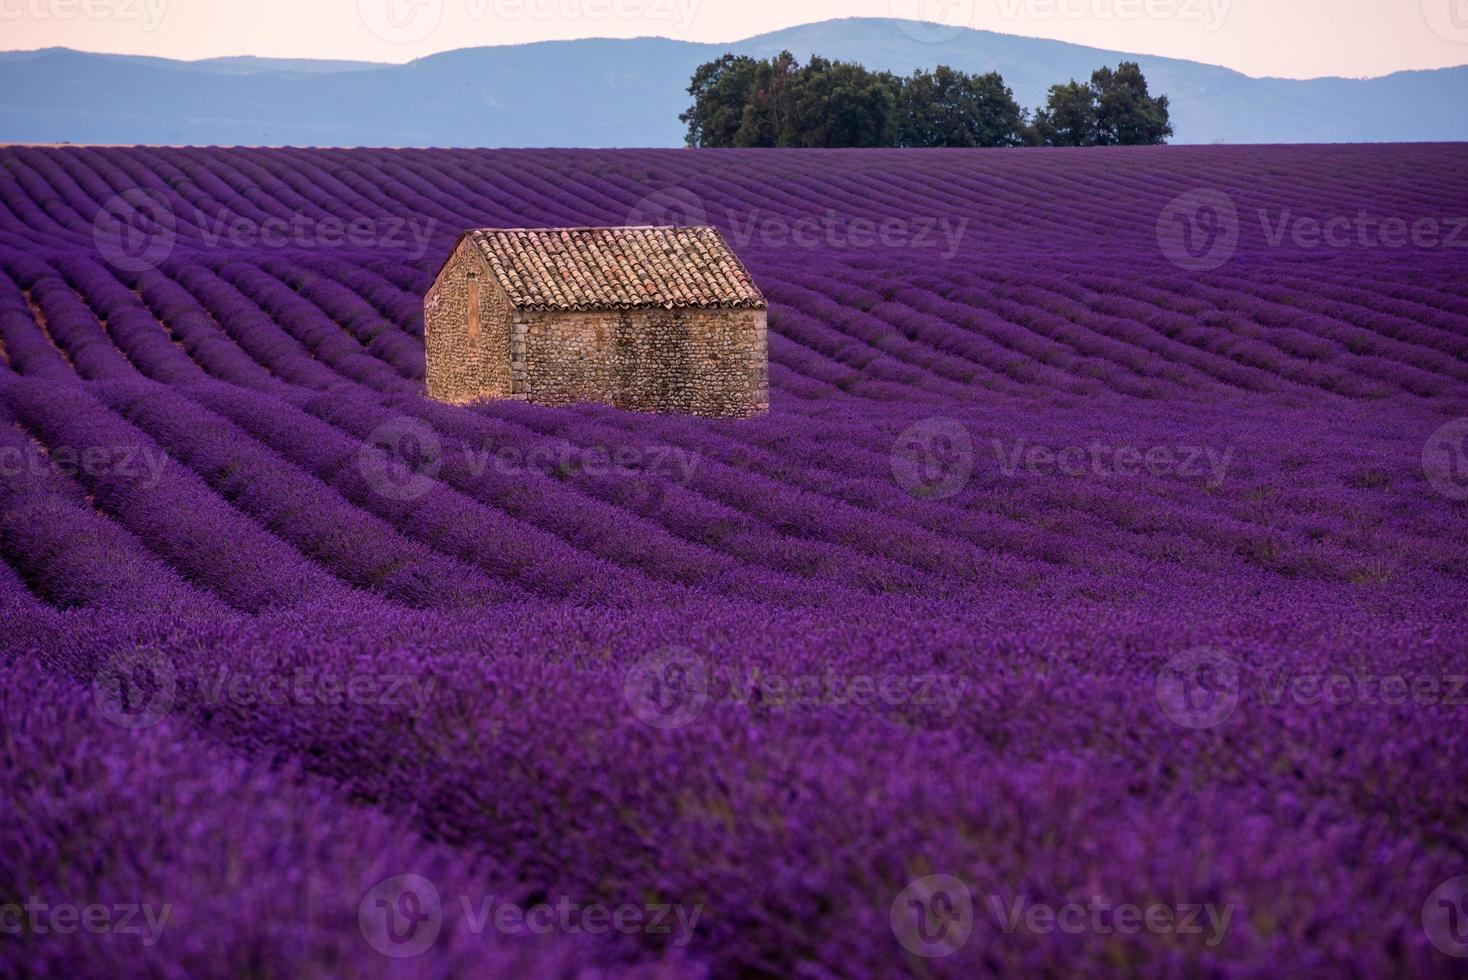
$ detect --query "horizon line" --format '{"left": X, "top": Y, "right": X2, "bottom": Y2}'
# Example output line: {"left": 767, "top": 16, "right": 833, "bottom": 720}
{"left": 3, "top": 17, "right": 1464, "bottom": 85}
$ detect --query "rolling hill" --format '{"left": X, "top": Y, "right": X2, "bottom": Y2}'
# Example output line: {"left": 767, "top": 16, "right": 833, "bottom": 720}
{"left": 1, "top": 18, "right": 1465, "bottom": 145}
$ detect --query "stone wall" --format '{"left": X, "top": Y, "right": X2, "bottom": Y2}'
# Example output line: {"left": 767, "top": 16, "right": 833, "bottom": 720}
{"left": 518, "top": 307, "right": 767, "bottom": 417}
{"left": 426, "top": 239, "right": 768, "bottom": 417}
{"left": 424, "top": 239, "right": 512, "bottom": 404}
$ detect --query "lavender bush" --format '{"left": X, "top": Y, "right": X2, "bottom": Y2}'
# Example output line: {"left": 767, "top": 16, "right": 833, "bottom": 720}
{"left": 0, "top": 143, "right": 1466, "bottom": 977}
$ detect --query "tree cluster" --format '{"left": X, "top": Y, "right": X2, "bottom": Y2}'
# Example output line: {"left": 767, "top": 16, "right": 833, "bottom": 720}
{"left": 681, "top": 53, "right": 1172, "bottom": 148}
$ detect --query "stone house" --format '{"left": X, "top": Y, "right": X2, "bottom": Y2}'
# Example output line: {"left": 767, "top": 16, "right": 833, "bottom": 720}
{"left": 424, "top": 226, "right": 768, "bottom": 417}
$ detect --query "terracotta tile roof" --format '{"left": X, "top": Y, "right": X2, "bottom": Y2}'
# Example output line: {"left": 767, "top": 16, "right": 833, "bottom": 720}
{"left": 465, "top": 226, "right": 766, "bottom": 312}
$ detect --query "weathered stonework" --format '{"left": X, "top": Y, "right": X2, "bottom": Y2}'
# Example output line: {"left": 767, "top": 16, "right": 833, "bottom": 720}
{"left": 516, "top": 307, "right": 768, "bottom": 416}
{"left": 424, "top": 237, "right": 512, "bottom": 404}
{"left": 424, "top": 227, "right": 769, "bottom": 418}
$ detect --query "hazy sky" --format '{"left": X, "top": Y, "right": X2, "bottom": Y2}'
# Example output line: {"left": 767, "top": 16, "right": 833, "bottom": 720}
{"left": 3, "top": 0, "right": 1466, "bottom": 78}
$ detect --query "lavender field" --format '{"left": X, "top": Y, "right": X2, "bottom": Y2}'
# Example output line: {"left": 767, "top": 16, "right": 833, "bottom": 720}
{"left": 1, "top": 143, "right": 1467, "bottom": 977}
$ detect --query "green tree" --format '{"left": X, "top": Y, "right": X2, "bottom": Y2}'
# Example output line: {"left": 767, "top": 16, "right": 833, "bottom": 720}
{"left": 898, "top": 66, "right": 1026, "bottom": 148}
{"left": 1034, "top": 80, "right": 1098, "bottom": 147}
{"left": 733, "top": 51, "right": 801, "bottom": 147}
{"left": 1034, "top": 63, "right": 1172, "bottom": 147}
{"left": 681, "top": 55, "right": 1172, "bottom": 149}
{"left": 788, "top": 57, "right": 899, "bottom": 148}
{"left": 679, "top": 54, "right": 761, "bottom": 148}
{"left": 1091, "top": 61, "right": 1173, "bottom": 145}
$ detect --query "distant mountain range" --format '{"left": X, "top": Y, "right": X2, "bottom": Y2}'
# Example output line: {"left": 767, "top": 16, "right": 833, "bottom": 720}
{"left": 1, "top": 18, "right": 1464, "bottom": 146}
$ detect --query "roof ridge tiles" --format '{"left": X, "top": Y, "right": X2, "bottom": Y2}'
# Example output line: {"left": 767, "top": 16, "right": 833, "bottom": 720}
{"left": 463, "top": 225, "right": 767, "bottom": 312}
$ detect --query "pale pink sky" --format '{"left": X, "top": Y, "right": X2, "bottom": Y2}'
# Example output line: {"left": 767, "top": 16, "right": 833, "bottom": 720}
{"left": 3, "top": 0, "right": 1466, "bottom": 79}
